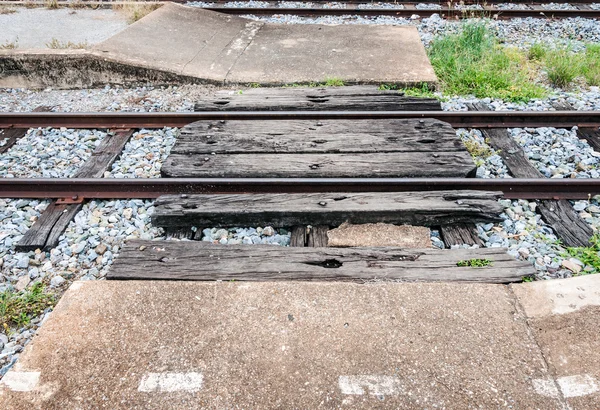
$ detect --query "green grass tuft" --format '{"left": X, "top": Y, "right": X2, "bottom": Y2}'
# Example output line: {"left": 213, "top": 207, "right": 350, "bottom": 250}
{"left": 527, "top": 43, "right": 547, "bottom": 61}
{"left": 582, "top": 44, "right": 600, "bottom": 87}
{"left": 544, "top": 47, "right": 583, "bottom": 88}
{"left": 0, "top": 283, "right": 56, "bottom": 331}
{"left": 457, "top": 258, "right": 493, "bottom": 268}
{"left": 322, "top": 77, "right": 345, "bottom": 87}
{"left": 428, "top": 22, "right": 547, "bottom": 102}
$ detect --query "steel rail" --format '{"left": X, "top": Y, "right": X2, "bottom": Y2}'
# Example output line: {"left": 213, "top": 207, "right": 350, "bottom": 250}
{"left": 2, "top": 0, "right": 599, "bottom": 4}
{"left": 2, "top": 111, "right": 600, "bottom": 129}
{"left": 1, "top": 178, "right": 599, "bottom": 200}
{"left": 204, "top": 6, "right": 600, "bottom": 19}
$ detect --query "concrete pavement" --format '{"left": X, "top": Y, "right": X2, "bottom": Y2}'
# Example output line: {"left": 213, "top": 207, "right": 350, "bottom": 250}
{"left": 0, "top": 4, "right": 438, "bottom": 88}
{"left": 5, "top": 277, "right": 600, "bottom": 409}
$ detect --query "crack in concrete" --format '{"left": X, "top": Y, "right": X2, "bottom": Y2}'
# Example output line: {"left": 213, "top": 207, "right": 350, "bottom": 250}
{"left": 506, "top": 285, "right": 570, "bottom": 410}
{"left": 223, "top": 21, "right": 264, "bottom": 84}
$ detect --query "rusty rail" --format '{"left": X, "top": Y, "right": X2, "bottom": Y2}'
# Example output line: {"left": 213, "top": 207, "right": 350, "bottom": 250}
{"left": 2, "top": 111, "right": 600, "bottom": 129}
{"left": 1, "top": 178, "right": 599, "bottom": 200}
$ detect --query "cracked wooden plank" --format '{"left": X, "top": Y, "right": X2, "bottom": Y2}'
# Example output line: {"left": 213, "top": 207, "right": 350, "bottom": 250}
{"left": 194, "top": 86, "right": 442, "bottom": 111}
{"left": 107, "top": 240, "right": 533, "bottom": 283}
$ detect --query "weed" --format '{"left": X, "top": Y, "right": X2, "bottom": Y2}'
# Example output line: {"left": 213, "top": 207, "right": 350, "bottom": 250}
{"left": 463, "top": 139, "right": 494, "bottom": 159}
{"left": 527, "top": 43, "right": 546, "bottom": 61}
{"left": 283, "top": 78, "right": 345, "bottom": 88}
{"left": 45, "top": 38, "right": 88, "bottom": 49}
{"left": 248, "top": 83, "right": 261, "bottom": 88}
{"left": 0, "top": 38, "right": 18, "bottom": 50}
{"left": 0, "top": 283, "right": 56, "bottom": 330}
{"left": 562, "top": 234, "right": 600, "bottom": 275}
{"left": 522, "top": 275, "right": 534, "bottom": 282}
{"left": 322, "top": 77, "right": 345, "bottom": 87}
{"left": 378, "top": 83, "right": 444, "bottom": 100}
{"left": 456, "top": 258, "right": 493, "bottom": 267}
{"left": 428, "top": 22, "right": 547, "bottom": 102}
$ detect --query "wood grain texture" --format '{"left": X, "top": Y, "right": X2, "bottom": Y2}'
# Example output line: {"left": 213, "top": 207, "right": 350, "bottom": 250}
{"left": 440, "top": 224, "right": 483, "bottom": 247}
{"left": 16, "top": 203, "right": 82, "bottom": 252}
{"left": 174, "top": 119, "right": 463, "bottom": 154}
{"left": 307, "top": 225, "right": 329, "bottom": 247}
{"left": 153, "top": 191, "right": 504, "bottom": 228}
{"left": 107, "top": 240, "right": 534, "bottom": 283}
{"left": 16, "top": 129, "right": 134, "bottom": 251}
{"left": 468, "top": 102, "right": 593, "bottom": 247}
{"left": 0, "top": 128, "right": 28, "bottom": 155}
{"left": 162, "top": 151, "right": 476, "bottom": 178}
{"left": 194, "top": 86, "right": 442, "bottom": 112}
{"left": 290, "top": 226, "right": 307, "bottom": 247}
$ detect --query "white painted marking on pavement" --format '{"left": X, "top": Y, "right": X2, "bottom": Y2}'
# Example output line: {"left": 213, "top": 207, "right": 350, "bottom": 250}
{"left": 533, "top": 374, "right": 599, "bottom": 398}
{"left": 532, "top": 378, "right": 560, "bottom": 398}
{"left": 338, "top": 375, "right": 401, "bottom": 396}
{"left": 558, "top": 374, "right": 599, "bottom": 398}
{"left": 1, "top": 371, "right": 41, "bottom": 392}
{"left": 138, "top": 372, "right": 204, "bottom": 393}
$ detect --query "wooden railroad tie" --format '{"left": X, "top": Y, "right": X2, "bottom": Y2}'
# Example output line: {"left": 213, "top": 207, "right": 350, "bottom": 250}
{"left": 108, "top": 240, "right": 534, "bottom": 283}
{"left": 468, "top": 102, "right": 593, "bottom": 247}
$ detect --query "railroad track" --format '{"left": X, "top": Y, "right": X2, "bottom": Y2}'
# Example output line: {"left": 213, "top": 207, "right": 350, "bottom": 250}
{"left": 1, "top": 109, "right": 600, "bottom": 200}
{"left": 1, "top": 88, "right": 598, "bottom": 282}
{"left": 1, "top": 0, "right": 600, "bottom": 19}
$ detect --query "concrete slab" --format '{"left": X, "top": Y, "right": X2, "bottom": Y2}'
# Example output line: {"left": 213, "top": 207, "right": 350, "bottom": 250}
{"left": 0, "top": 280, "right": 560, "bottom": 409}
{"left": 0, "top": 8, "right": 128, "bottom": 49}
{"left": 92, "top": 3, "right": 437, "bottom": 86}
{"left": 327, "top": 223, "right": 431, "bottom": 248}
{"left": 512, "top": 275, "right": 600, "bottom": 408}
{"left": 226, "top": 23, "right": 436, "bottom": 85}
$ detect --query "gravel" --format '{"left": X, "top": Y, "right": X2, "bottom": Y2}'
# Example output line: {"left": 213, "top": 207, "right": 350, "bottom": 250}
{"left": 105, "top": 128, "right": 178, "bottom": 178}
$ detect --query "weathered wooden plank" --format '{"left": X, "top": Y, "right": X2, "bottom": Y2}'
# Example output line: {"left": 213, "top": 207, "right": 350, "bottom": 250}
{"left": 195, "top": 86, "right": 442, "bottom": 112}
{"left": 307, "top": 226, "right": 329, "bottom": 247}
{"left": 16, "top": 129, "right": 135, "bottom": 251}
{"left": 107, "top": 240, "right": 534, "bottom": 283}
{"left": 153, "top": 191, "right": 504, "bottom": 229}
{"left": 162, "top": 152, "right": 476, "bottom": 178}
{"left": 16, "top": 203, "right": 83, "bottom": 252}
{"left": 173, "top": 118, "right": 464, "bottom": 154}
{"left": 468, "top": 102, "right": 593, "bottom": 247}
{"left": 73, "top": 129, "right": 135, "bottom": 178}
{"left": 290, "top": 226, "right": 307, "bottom": 247}
{"left": 0, "top": 128, "right": 28, "bottom": 155}
{"left": 576, "top": 127, "right": 600, "bottom": 153}
{"left": 440, "top": 224, "right": 483, "bottom": 247}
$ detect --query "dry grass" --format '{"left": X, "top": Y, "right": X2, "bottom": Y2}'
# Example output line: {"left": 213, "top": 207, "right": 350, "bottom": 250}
{"left": 114, "top": 2, "right": 162, "bottom": 24}
{"left": 0, "top": 6, "right": 17, "bottom": 14}
{"left": 45, "top": 0, "right": 59, "bottom": 9}
{"left": 46, "top": 37, "right": 88, "bottom": 49}
{"left": 0, "top": 39, "right": 18, "bottom": 50}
